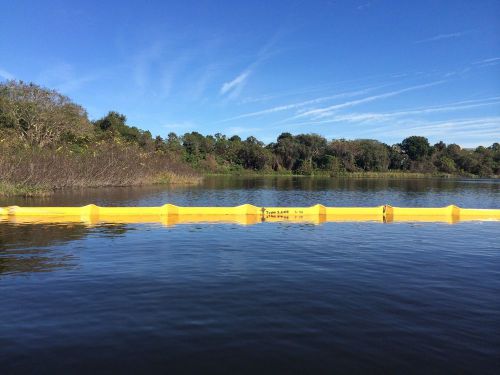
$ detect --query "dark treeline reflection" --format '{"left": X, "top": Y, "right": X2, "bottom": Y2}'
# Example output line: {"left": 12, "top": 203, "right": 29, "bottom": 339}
{"left": 0, "top": 223, "right": 130, "bottom": 276}
{"left": 1, "top": 177, "right": 499, "bottom": 208}
{"left": 0, "top": 185, "right": 178, "bottom": 207}
{"left": 200, "top": 175, "right": 500, "bottom": 193}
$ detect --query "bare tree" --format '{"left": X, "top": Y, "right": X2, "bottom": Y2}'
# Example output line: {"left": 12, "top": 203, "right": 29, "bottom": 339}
{"left": 0, "top": 80, "right": 92, "bottom": 147}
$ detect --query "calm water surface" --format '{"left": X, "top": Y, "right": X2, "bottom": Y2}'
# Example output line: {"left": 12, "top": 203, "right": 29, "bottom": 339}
{"left": 1, "top": 177, "right": 499, "bottom": 373}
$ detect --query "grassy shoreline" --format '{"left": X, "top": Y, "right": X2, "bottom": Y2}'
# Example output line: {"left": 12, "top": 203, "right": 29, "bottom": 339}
{"left": 0, "top": 182, "right": 51, "bottom": 198}
{"left": 204, "top": 170, "right": 488, "bottom": 179}
{"left": 0, "top": 173, "right": 203, "bottom": 198}
{"left": 2, "top": 171, "right": 496, "bottom": 198}
{"left": 0, "top": 144, "right": 203, "bottom": 198}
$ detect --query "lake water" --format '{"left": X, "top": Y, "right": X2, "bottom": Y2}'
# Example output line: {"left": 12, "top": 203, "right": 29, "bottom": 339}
{"left": 1, "top": 177, "right": 499, "bottom": 373}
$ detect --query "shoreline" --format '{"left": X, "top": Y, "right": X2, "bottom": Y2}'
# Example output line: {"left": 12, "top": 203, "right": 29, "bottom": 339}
{"left": 0, "top": 173, "right": 203, "bottom": 197}
{"left": 2, "top": 172, "right": 497, "bottom": 197}
{"left": 204, "top": 170, "right": 493, "bottom": 179}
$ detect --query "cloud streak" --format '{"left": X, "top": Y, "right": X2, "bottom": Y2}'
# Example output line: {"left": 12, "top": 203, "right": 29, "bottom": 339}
{"left": 227, "top": 126, "right": 262, "bottom": 136}
{"left": 305, "top": 97, "right": 500, "bottom": 125}
{"left": 373, "top": 117, "right": 500, "bottom": 140}
{"left": 473, "top": 57, "right": 500, "bottom": 68}
{"left": 267, "top": 97, "right": 500, "bottom": 142}
{"left": 37, "top": 62, "right": 98, "bottom": 93}
{"left": 219, "top": 30, "right": 284, "bottom": 98}
{"left": 318, "top": 116, "right": 500, "bottom": 148}
{"left": 474, "top": 57, "right": 500, "bottom": 64}
{"left": 292, "top": 81, "right": 445, "bottom": 120}
{"left": 357, "top": 2, "right": 371, "bottom": 11}
{"left": 133, "top": 42, "right": 164, "bottom": 91}
{"left": 0, "top": 67, "right": 14, "bottom": 80}
{"left": 219, "top": 87, "right": 380, "bottom": 122}
{"left": 415, "top": 30, "right": 473, "bottom": 44}
{"left": 220, "top": 70, "right": 251, "bottom": 95}
{"left": 163, "top": 121, "right": 196, "bottom": 130}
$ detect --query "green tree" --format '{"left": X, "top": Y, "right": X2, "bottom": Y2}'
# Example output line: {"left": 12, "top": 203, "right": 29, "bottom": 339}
{"left": 93, "top": 111, "right": 154, "bottom": 149}
{"left": 446, "top": 144, "right": 462, "bottom": 159}
{"left": 182, "top": 131, "right": 205, "bottom": 157}
{"left": 238, "top": 136, "right": 270, "bottom": 170}
{"left": 273, "top": 132, "right": 299, "bottom": 170}
{"left": 94, "top": 111, "right": 127, "bottom": 133}
{"left": 401, "top": 136, "right": 430, "bottom": 161}
{"left": 433, "top": 141, "right": 446, "bottom": 152}
{"left": 353, "top": 140, "right": 389, "bottom": 171}
{"left": 388, "top": 144, "right": 407, "bottom": 170}
{"left": 154, "top": 135, "right": 167, "bottom": 153}
{"left": 327, "top": 139, "right": 358, "bottom": 172}
{"left": 166, "top": 132, "right": 183, "bottom": 153}
{"left": 0, "top": 80, "right": 92, "bottom": 147}
{"left": 295, "top": 133, "right": 327, "bottom": 167}
{"left": 436, "top": 156, "right": 456, "bottom": 173}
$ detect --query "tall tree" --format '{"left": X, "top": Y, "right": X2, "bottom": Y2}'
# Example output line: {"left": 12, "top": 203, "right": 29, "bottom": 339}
{"left": 401, "top": 136, "right": 430, "bottom": 161}
{"left": 0, "top": 80, "right": 92, "bottom": 147}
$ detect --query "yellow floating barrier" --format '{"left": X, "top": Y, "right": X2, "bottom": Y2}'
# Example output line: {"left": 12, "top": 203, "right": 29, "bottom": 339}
{"left": 0, "top": 204, "right": 499, "bottom": 226}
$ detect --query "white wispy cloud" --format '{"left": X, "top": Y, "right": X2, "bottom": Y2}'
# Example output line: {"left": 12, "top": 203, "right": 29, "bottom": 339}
{"left": 291, "top": 97, "right": 500, "bottom": 125}
{"left": 220, "top": 70, "right": 251, "bottom": 96}
{"left": 376, "top": 117, "right": 500, "bottom": 138}
{"left": 219, "top": 31, "right": 284, "bottom": 98}
{"left": 442, "top": 56, "right": 500, "bottom": 78}
{"left": 473, "top": 57, "right": 500, "bottom": 67}
{"left": 160, "top": 51, "right": 197, "bottom": 98}
{"left": 162, "top": 121, "right": 196, "bottom": 130}
{"left": 227, "top": 126, "right": 262, "bottom": 135}
{"left": 238, "top": 70, "right": 423, "bottom": 105}
{"left": 374, "top": 97, "right": 500, "bottom": 118}
{"left": 37, "top": 62, "right": 98, "bottom": 93}
{"left": 357, "top": 2, "right": 371, "bottom": 11}
{"left": 186, "top": 63, "right": 220, "bottom": 100}
{"left": 474, "top": 57, "right": 500, "bottom": 64}
{"left": 323, "top": 115, "right": 500, "bottom": 148}
{"left": 131, "top": 41, "right": 218, "bottom": 100}
{"left": 292, "top": 81, "right": 445, "bottom": 120}
{"left": 56, "top": 75, "right": 98, "bottom": 93}
{"left": 219, "top": 87, "right": 378, "bottom": 123}
{"left": 133, "top": 42, "right": 164, "bottom": 91}
{"left": 415, "top": 30, "right": 473, "bottom": 44}
{"left": 0, "top": 67, "right": 14, "bottom": 80}
{"left": 265, "top": 96, "right": 500, "bottom": 144}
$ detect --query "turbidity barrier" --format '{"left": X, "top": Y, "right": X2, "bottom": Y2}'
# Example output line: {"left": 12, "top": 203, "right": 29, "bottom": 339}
{"left": 1, "top": 204, "right": 499, "bottom": 225}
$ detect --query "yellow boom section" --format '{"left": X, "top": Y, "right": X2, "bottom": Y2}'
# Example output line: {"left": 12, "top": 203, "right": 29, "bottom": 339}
{"left": 1, "top": 204, "right": 499, "bottom": 225}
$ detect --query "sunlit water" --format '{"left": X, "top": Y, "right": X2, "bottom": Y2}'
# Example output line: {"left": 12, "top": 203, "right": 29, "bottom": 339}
{"left": 1, "top": 177, "right": 499, "bottom": 373}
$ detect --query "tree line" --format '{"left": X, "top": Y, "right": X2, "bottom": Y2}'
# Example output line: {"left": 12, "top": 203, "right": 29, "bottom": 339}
{"left": 155, "top": 131, "right": 499, "bottom": 176}
{"left": 1, "top": 80, "right": 499, "bottom": 180}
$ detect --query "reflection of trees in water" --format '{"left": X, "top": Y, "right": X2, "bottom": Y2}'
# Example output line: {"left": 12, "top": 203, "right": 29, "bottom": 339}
{"left": 0, "top": 249, "right": 75, "bottom": 275}
{"left": 201, "top": 176, "right": 476, "bottom": 192}
{"left": 0, "top": 223, "right": 130, "bottom": 276}
{"left": 206, "top": 176, "right": 500, "bottom": 194}
{"left": 2, "top": 177, "right": 497, "bottom": 208}
{"left": 0, "top": 185, "right": 173, "bottom": 207}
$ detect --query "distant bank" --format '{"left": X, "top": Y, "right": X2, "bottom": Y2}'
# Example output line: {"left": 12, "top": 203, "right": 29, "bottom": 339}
{"left": 1, "top": 81, "right": 498, "bottom": 196}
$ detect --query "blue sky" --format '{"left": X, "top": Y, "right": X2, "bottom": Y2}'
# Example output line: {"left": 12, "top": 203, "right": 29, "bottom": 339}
{"left": 1, "top": 0, "right": 499, "bottom": 147}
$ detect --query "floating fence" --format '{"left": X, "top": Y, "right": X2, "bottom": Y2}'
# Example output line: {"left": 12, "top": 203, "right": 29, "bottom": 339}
{"left": 1, "top": 204, "right": 499, "bottom": 225}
